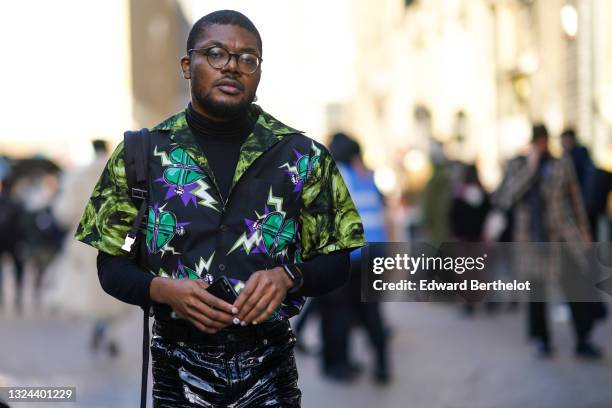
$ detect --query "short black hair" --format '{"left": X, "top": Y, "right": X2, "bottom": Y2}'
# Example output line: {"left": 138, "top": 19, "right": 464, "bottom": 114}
{"left": 92, "top": 139, "right": 108, "bottom": 154}
{"left": 330, "top": 132, "right": 361, "bottom": 165}
{"left": 531, "top": 124, "right": 549, "bottom": 143}
{"left": 561, "top": 128, "right": 577, "bottom": 141}
{"left": 186, "top": 10, "right": 262, "bottom": 55}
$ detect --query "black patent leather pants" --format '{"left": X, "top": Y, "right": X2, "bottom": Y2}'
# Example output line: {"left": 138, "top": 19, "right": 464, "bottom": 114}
{"left": 151, "top": 318, "right": 301, "bottom": 407}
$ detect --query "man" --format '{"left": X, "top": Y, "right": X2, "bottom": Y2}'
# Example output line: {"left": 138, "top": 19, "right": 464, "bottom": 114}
{"left": 422, "top": 139, "right": 451, "bottom": 244}
{"left": 0, "top": 173, "right": 25, "bottom": 312}
{"left": 561, "top": 128, "right": 595, "bottom": 202}
{"left": 324, "top": 132, "right": 391, "bottom": 384}
{"left": 494, "top": 124, "right": 601, "bottom": 358}
{"left": 75, "top": 10, "right": 364, "bottom": 407}
{"left": 43, "top": 140, "right": 130, "bottom": 356}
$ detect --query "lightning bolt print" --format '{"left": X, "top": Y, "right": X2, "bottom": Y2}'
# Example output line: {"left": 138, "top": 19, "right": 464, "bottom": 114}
{"left": 195, "top": 252, "right": 215, "bottom": 276}
{"left": 153, "top": 145, "right": 172, "bottom": 166}
{"left": 279, "top": 162, "right": 298, "bottom": 173}
{"left": 159, "top": 243, "right": 180, "bottom": 257}
{"left": 227, "top": 231, "right": 263, "bottom": 255}
{"left": 192, "top": 180, "right": 220, "bottom": 211}
{"left": 267, "top": 187, "right": 285, "bottom": 215}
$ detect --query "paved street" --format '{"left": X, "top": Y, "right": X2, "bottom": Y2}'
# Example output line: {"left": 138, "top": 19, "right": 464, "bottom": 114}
{"left": 1, "top": 268, "right": 612, "bottom": 407}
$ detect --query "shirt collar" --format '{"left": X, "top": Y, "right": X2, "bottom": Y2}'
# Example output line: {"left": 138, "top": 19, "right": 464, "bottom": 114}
{"left": 150, "top": 103, "right": 304, "bottom": 195}
{"left": 151, "top": 104, "right": 302, "bottom": 137}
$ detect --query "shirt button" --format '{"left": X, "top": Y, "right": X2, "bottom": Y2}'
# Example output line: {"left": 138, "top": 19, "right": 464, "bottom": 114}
{"left": 218, "top": 264, "right": 226, "bottom": 271}
{"left": 219, "top": 224, "right": 227, "bottom": 232}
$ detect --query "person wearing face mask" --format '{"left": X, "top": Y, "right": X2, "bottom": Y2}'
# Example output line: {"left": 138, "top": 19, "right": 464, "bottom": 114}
{"left": 449, "top": 164, "right": 492, "bottom": 315}
{"left": 450, "top": 164, "right": 491, "bottom": 243}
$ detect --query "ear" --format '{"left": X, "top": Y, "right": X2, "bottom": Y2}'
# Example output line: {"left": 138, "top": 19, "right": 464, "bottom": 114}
{"left": 180, "top": 55, "right": 191, "bottom": 80}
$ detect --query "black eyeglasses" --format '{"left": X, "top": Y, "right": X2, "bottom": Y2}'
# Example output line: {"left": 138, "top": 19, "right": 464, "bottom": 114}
{"left": 188, "top": 45, "right": 262, "bottom": 74}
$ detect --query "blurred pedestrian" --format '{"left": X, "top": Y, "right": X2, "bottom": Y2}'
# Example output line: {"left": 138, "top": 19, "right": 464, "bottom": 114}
{"left": 422, "top": 140, "right": 451, "bottom": 243}
{"left": 586, "top": 168, "right": 612, "bottom": 241}
{"left": 42, "top": 140, "right": 130, "bottom": 356}
{"left": 560, "top": 129, "right": 607, "bottom": 335}
{"left": 0, "top": 176, "right": 25, "bottom": 312}
{"left": 561, "top": 128, "right": 604, "bottom": 235}
{"left": 450, "top": 164, "right": 490, "bottom": 242}
{"left": 10, "top": 160, "right": 64, "bottom": 307}
{"left": 561, "top": 128, "right": 595, "bottom": 202}
{"left": 450, "top": 164, "right": 491, "bottom": 314}
{"left": 319, "top": 132, "right": 391, "bottom": 384}
{"left": 494, "top": 124, "right": 602, "bottom": 358}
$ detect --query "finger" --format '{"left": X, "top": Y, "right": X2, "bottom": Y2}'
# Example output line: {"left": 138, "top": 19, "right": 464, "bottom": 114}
{"left": 189, "top": 314, "right": 223, "bottom": 332}
{"left": 253, "top": 302, "right": 280, "bottom": 324}
{"left": 183, "top": 300, "right": 224, "bottom": 329}
{"left": 243, "top": 290, "right": 275, "bottom": 323}
{"left": 234, "top": 273, "right": 261, "bottom": 311}
{"left": 254, "top": 293, "right": 284, "bottom": 324}
{"left": 236, "top": 279, "right": 268, "bottom": 322}
{"left": 187, "top": 297, "right": 234, "bottom": 327}
{"left": 185, "top": 315, "right": 216, "bottom": 333}
{"left": 195, "top": 280, "right": 210, "bottom": 290}
{"left": 173, "top": 310, "right": 187, "bottom": 321}
{"left": 193, "top": 284, "right": 237, "bottom": 315}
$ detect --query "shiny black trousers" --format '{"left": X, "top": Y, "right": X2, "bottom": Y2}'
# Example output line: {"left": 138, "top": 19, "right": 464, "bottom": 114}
{"left": 151, "top": 318, "right": 301, "bottom": 407}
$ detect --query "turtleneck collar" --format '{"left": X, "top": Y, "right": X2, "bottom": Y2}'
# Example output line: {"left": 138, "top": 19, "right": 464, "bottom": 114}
{"left": 186, "top": 103, "right": 255, "bottom": 142}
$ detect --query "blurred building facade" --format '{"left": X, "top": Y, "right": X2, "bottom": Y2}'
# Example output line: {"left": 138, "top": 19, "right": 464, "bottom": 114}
{"left": 2, "top": 0, "right": 611, "bottom": 178}
{"left": 130, "top": 0, "right": 190, "bottom": 127}
{"left": 343, "top": 0, "right": 612, "bottom": 191}
{"left": 0, "top": 0, "right": 189, "bottom": 164}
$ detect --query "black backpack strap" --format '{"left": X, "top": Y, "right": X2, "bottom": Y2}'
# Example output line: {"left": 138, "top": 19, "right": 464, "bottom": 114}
{"left": 140, "top": 306, "right": 151, "bottom": 408}
{"left": 123, "top": 128, "right": 149, "bottom": 203}
{"left": 121, "top": 128, "right": 152, "bottom": 408}
{"left": 121, "top": 128, "right": 150, "bottom": 254}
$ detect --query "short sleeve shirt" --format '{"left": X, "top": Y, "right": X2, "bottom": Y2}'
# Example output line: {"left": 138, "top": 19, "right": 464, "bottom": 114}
{"left": 75, "top": 104, "right": 364, "bottom": 318}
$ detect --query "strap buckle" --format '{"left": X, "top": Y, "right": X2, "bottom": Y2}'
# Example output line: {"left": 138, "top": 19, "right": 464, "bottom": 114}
{"left": 121, "top": 234, "right": 136, "bottom": 252}
{"left": 131, "top": 188, "right": 148, "bottom": 200}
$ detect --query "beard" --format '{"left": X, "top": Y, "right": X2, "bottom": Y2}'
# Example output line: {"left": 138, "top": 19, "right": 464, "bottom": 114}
{"left": 193, "top": 85, "right": 256, "bottom": 120}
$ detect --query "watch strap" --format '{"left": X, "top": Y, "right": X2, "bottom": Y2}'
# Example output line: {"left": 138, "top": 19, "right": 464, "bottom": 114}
{"left": 282, "top": 264, "right": 303, "bottom": 294}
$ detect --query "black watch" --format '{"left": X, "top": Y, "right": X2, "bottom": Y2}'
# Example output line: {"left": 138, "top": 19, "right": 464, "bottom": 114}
{"left": 282, "top": 264, "right": 303, "bottom": 294}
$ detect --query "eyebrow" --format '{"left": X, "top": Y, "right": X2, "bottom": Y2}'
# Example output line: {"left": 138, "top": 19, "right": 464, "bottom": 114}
{"left": 198, "top": 40, "right": 260, "bottom": 55}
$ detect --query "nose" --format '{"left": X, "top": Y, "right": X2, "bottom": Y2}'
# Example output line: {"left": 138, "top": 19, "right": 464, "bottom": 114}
{"left": 221, "top": 54, "right": 240, "bottom": 74}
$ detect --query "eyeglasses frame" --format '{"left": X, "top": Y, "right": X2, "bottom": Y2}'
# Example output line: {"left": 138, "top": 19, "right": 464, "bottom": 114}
{"left": 187, "top": 45, "right": 263, "bottom": 74}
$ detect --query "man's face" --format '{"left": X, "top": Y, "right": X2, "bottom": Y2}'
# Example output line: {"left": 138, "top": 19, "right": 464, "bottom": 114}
{"left": 533, "top": 137, "right": 549, "bottom": 154}
{"left": 561, "top": 135, "right": 574, "bottom": 152}
{"left": 181, "top": 24, "right": 261, "bottom": 120}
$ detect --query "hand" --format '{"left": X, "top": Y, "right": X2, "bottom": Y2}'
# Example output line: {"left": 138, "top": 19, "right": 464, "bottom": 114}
{"left": 150, "top": 277, "right": 237, "bottom": 334}
{"left": 233, "top": 267, "right": 293, "bottom": 325}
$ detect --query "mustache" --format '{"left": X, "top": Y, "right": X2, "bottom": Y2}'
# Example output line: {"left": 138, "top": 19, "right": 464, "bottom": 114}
{"left": 213, "top": 77, "right": 244, "bottom": 90}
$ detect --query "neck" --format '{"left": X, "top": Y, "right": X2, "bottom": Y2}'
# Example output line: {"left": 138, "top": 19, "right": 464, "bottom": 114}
{"left": 190, "top": 99, "right": 243, "bottom": 122}
{"left": 186, "top": 103, "right": 254, "bottom": 141}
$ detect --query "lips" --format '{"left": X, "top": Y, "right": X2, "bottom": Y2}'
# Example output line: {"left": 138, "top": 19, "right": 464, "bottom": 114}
{"left": 215, "top": 78, "right": 243, "bottom": 95}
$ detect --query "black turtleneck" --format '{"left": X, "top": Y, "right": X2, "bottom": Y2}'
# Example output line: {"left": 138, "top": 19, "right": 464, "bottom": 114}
{"left": 186, "top": 103, "right": 255, "bottom": 201}
{"left": 96, "top": 105, "right": 350, "bottom": 309}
